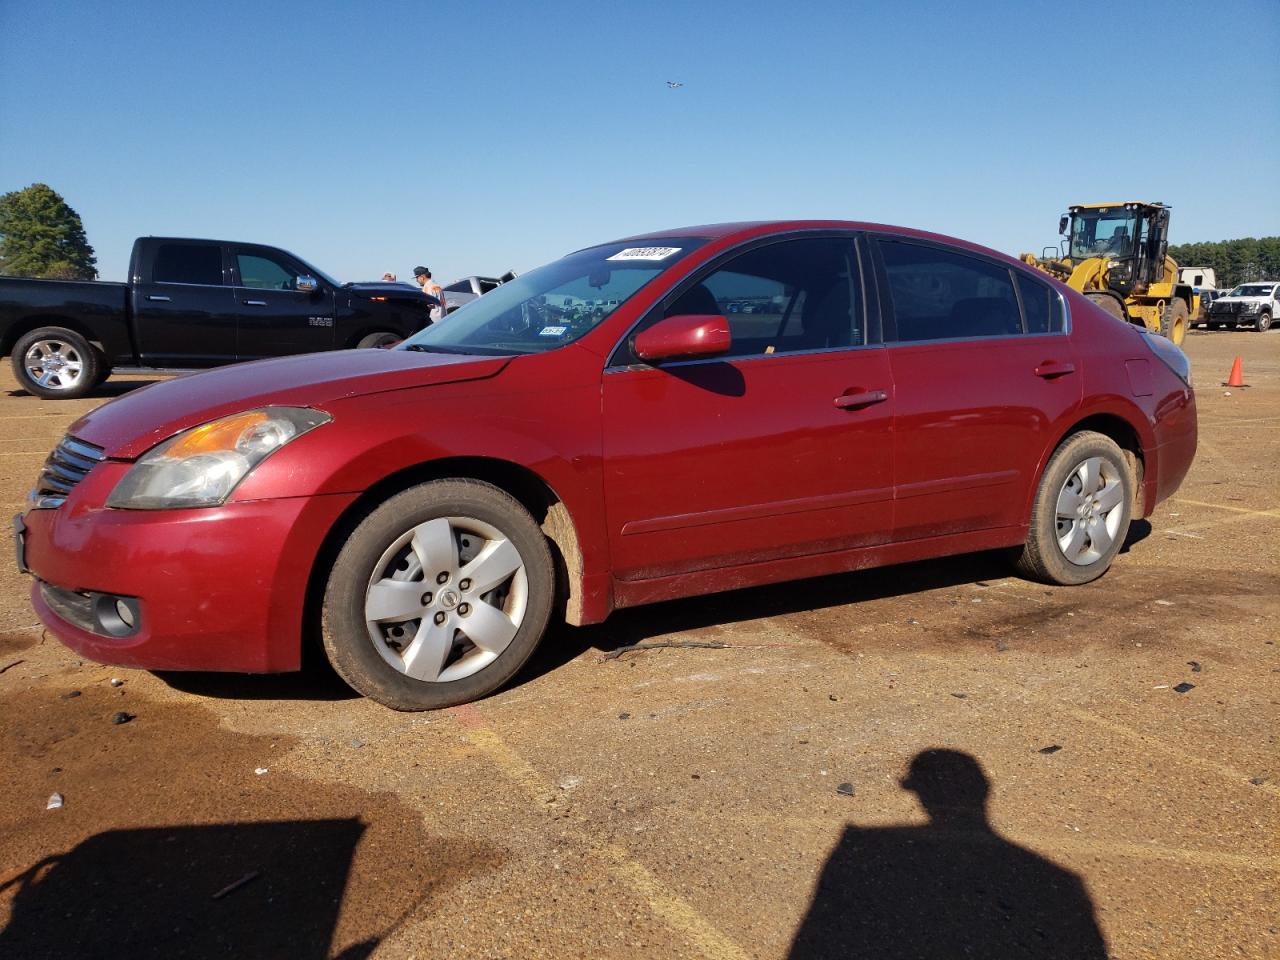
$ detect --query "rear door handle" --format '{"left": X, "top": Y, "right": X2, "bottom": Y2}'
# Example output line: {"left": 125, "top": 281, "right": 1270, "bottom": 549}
{"left": 1034, "top": 361, "right": 1076, "bottom": 379}
{"left": 834, "top": 389, "right": 889, "bottom": 410}
{"left": 146, "top": 295, "right": 171, "bottom": 302}
{"left": 243, "top": 299, "right": 268, "bottom": 306}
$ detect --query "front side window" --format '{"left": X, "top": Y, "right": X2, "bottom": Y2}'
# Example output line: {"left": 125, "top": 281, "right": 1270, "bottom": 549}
{"left": 236, "top": 252, "right": 299, "bottom": 290}
{"left": 879, "top": 240, "right": 1021, "bottom": 341}
{"left": 400, "top": 238, "right": 706, "bottom": 356}
{"left": 658, "top": 237, "right": 862, "bottom": 358}
{"left": 152, "top": 244, "right": 223, "bottom": 285}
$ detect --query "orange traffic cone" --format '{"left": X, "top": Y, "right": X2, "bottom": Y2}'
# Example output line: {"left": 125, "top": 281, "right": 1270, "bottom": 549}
{"left": 1223, "top": 356, "right": 1248, "bottom": 388}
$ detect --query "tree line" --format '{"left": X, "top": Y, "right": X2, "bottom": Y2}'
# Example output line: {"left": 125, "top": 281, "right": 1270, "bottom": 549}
{"left": 1169, "top": 237, "right": 1280, "bottom": 290}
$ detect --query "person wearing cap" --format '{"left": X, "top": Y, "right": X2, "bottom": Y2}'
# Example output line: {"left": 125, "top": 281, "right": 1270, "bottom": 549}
{"left": 413, "top": 266, "right": 446, "bottom": 322}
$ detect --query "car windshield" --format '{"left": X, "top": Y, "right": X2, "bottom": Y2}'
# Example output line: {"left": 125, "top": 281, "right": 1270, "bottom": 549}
{"left": 1229, "top": 285, "right": 1272, "bottom": 297}
{"left": 1069, "top": 210, "right": 1139, "bottom": 261}
{"left": 398, "top": 238, "right": 706, "bottom": 356}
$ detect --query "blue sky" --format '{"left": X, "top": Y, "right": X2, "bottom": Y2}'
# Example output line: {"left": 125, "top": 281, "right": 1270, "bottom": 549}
{"left": 2, "top": 0, "right": 1277, "bottom": 283}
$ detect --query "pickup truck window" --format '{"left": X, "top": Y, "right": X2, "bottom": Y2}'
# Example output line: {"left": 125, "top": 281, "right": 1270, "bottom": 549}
{"left": 153, "top": 243, "right": 223, "bottom": 285}
{"left": 238, "top": 252, "right": 298, "bottom": 291}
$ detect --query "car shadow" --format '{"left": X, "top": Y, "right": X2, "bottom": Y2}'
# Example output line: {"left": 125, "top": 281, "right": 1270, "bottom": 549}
{"left": 8, "top": 378, "right": 168, "bottom": 400}
{"left": 519, "top": 521, "right": 1155, "bottom": 685}
{"left": 786, "top": 749, "right": 1109, "bottom": 959}
{"left": 0, "top": 819, "right": 379, "bottom": 959}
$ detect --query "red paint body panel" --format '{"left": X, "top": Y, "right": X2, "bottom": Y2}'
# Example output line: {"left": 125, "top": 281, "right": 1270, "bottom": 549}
{"left": 19, "top": 220, "right": 1198, "bottom": 677}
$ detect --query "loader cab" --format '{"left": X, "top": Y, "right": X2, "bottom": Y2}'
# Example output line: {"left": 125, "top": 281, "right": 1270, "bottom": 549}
{"left": 1064, "top": 202, "right": 1170, "bottom": 296}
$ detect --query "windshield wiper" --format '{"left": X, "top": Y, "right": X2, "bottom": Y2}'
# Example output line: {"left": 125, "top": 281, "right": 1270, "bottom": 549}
{"left": 404, "top": 343, "right": 468, "bottom": 354}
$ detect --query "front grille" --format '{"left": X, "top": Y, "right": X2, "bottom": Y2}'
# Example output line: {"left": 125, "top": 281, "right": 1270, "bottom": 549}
{"left": 30, "top": 435, "right": 106, "bottom": 509}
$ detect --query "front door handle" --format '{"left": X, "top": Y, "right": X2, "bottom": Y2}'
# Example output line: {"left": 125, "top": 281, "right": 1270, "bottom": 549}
{"left": 243, "top": 299, "right": 268, "bottom": 306}
{"left": 834, "top": 389, "right": 889, "bottom": 410}
{"left": 1034, "top": 360, "right": 1076, "bottom": 379}
{"left": 146, "top": 295, "right": 171, "bottom": 302}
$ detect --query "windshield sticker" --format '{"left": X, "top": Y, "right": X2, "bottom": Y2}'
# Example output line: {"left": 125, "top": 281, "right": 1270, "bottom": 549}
{"left": 607, "top": 247, "right": 682, "bottom": 262}
{"left": 538, "top": 325, "right": 568, "bottom": 337}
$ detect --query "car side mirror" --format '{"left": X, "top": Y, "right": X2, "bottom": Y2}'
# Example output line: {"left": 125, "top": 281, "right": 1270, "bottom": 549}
{"left": 296, "top": 275, "right": 319, "bottom": 293}
{"left": 634, "top": 314, "right": 731, "bottom": 363}
{"left": 1058, "top": 215, "right": 1069, "bottom": 236}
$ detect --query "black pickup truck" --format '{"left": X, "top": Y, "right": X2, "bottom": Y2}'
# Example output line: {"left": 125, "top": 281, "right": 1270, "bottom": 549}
{"left": 0, "top": 236, "right": 436, "bottom": 398}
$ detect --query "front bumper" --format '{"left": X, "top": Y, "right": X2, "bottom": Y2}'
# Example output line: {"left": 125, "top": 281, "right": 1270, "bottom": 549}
{"left": 21, "top": 460, "right": 357, "bottom": 673}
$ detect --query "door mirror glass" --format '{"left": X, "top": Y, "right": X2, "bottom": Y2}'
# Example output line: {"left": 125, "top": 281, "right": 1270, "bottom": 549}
{"left": 1058, "top": 214, "right": 1069, "bottom": 236}
{"left": 634, "top": 314, "right": 731, "bottom": 362}
{"left": 296, "top": 275, "right": 319, "bottom": 293}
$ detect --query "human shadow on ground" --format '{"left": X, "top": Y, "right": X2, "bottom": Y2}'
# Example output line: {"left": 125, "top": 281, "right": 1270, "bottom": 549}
{"left": 0, "top": 819, "right": 378, "bottom": 959}
{"left": 788, "top": 749, "right": 1109, "bottom": 960}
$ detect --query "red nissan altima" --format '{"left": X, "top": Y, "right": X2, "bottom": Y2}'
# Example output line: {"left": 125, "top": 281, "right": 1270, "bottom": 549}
{"left": 17, "top": 221, "right": 1197, "bottom": 709}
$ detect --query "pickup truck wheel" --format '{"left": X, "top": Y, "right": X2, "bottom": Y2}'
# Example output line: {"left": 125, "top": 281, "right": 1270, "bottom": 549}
{"left": 1257, "top": 312, "right": 1272, "bottom": 333}
{"left": 11, "top": 327, "right": 101, "bottom": 400}
{"left": 1013, "top": 431, "right": 1132, "bottom": 586}
{"left": 321, "top": 479, "right": 556, "bottom": 711}
{"left": 356, "top": 332, "right": 401, "bottom": 349}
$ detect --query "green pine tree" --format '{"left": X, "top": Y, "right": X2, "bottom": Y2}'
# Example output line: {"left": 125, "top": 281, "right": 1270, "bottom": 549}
{"left": 0, "top": 183, "right": 98, "bottom": 280}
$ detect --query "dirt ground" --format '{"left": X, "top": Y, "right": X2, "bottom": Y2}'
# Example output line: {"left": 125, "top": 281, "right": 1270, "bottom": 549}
{"left": 0, "top": 330, "right": 1276, "bottom": 959}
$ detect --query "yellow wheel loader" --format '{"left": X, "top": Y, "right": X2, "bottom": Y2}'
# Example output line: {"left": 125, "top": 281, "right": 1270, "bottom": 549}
{"left": 1020, "top": 202, "right": 1194, "bottom": 346}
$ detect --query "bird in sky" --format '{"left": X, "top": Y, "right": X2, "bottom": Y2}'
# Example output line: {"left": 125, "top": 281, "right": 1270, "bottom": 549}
{"left": 666, "top": 81, "right": 684, "bottom": 89}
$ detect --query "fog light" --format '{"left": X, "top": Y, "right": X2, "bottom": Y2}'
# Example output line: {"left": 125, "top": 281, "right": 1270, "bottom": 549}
{"left": 92, "top": 594, "right": 141, "bottom": 638}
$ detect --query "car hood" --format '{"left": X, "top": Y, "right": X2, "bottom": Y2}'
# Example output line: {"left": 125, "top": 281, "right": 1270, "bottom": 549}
{"left": 68, "top": 349, "right": 510, "bottom": 459}
{"left": 1213, "top": 296, "right": 1265, "bottom": 304}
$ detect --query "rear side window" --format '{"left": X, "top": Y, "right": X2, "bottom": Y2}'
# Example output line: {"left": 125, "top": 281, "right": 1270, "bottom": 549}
{"left": 879, "top": 240, "right": 1021, "bottom": 341}
{"left": 1016, "top": 273, "right": 1065, "bottom": 334}
{"left": 152, "top": 244, "right": 223, "bottom": 285}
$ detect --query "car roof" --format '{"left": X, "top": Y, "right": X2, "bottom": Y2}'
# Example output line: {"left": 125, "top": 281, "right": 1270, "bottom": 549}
{"left": 607, "top": 220, "right": 1023, "bottom": 267}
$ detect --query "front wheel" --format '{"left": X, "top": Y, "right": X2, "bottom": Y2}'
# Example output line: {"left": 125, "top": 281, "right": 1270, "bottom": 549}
{"left": 1256, "top": 312, "right": 1272, "bottom": 333}
{"left": 321, "top": 479, "right": 555, "bottom": 710}
{"left": 1159, "top": 299, "right": 1189, "bottom": 346}
{"left": 356, "top": 331, "right": 401, "bottom": 349}
{"left": 1014, "top": 431, "right": 1133, "bottom": 586}
{"left": 11, "top": 327, "right": 101, "bottom": 400}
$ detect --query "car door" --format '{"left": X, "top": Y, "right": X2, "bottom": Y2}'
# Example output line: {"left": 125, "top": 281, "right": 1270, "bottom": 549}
{"left": 871, "top": 236, "right": 1081, "bottom": 540}
{"left": 131, "top": 240, "right": 239, "bottom": 367}
{"left": 231, "top": 245, "right": 337, "bottom": 359}
{"left": 601, "top": 235, "right": 895, "bottom": 582}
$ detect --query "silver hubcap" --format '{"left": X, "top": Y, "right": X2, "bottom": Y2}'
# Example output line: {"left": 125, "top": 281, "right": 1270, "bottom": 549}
{"left": 364, "top": 516, "right": 528, "bottom": 683}
{"left": 1055, "top": 456, "right": 1125, "bottom": 566}
{"left": 24, "top": 339, "right": 85, "bottom": 391}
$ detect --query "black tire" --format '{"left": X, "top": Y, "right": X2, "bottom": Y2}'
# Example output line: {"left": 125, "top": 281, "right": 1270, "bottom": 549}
{"left": 1256, "top": 312, "right": 1272, "bottom": 333}
{"left": 1159, "top": 299, "right": 1189, "bottom": 346}
{"left": 10, "top": 327, "right": 101, "bottom": 400}
{"left": 1013, "top": 431, "right": 1133, "bottom": 586}
{"left": 1207, "top": 322, "right": 1222, "bottom": 330}
{"left": 356, "top": 331, "right": 401, "bottom": 349}
{"left": 1084, "top": 291, "right": 1127, "bottom": 322}
{"left": 321, "top": 479, "right": 555, "bottom": 710}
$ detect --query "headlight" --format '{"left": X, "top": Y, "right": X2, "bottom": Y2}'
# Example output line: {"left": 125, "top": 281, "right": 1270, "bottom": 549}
{"left": 1242, "top": 301, "right": 1261, "bottom": 313}
{"left": 107, "top": 407, "right": 330, "bottom": 509}
{"left": 1141, "top": 331, "right": 1191, "bottom": 386}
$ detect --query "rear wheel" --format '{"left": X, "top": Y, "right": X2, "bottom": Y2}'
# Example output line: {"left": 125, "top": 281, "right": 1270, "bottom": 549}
{"left": 11, "top": 327, "right": 101, "bottom": 400}
{"left": 321, "top": 479, "right": 555, "bottom": 710}
{"left": 1014, "top": 431, "right": 1133, "bottom": 586}
{"left": 1159, "top": 299, "right": 1189, "bottom": 345}
{"left": 1256, "top": 312, "right": 1272, "bottom": 333}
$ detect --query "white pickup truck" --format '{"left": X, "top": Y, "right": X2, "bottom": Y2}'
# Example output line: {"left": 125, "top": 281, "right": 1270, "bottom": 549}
{"left": 1205, "top": 281, "right": 1280, "bottom": 332}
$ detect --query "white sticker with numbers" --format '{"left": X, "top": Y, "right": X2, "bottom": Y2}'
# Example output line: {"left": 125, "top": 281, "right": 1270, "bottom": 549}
{"left": 606, "top": 246, "right": 682, "bottom": 262}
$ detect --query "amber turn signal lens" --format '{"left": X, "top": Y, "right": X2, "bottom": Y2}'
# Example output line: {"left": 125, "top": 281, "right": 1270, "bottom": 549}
{"left": 164, "top": 411, "right": 270, "bottom": 459}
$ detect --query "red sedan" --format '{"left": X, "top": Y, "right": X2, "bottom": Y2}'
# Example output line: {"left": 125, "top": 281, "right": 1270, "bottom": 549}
{"left": 17, "top": 221, "right": 1197, "bottom": 710}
